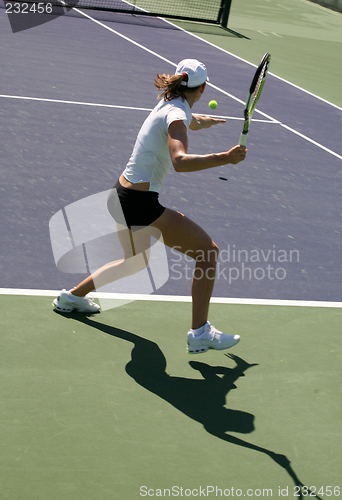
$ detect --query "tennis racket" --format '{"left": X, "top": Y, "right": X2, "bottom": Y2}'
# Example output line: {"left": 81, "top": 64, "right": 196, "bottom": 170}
{"left": 239, "top": 53, "right": 271, "bottom": 146}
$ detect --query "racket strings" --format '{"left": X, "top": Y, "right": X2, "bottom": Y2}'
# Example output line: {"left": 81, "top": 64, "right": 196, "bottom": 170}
{"left": 240, "top": 53, "right": 271, "bottom": 144}
{"left": 252, "top": 70, "right": 265, "bottom": 101}
{"left": 248, "top": 65, "right": 268, "bottom": 116}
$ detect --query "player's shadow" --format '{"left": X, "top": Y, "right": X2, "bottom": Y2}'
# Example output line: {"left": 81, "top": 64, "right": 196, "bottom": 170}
{"left": 62, "top": 313, "right": 321, "bottom": 498}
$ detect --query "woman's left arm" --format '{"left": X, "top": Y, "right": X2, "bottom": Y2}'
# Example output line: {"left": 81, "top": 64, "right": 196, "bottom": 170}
{"left": 189, "top": 114, "right": 226, "bottom": 131}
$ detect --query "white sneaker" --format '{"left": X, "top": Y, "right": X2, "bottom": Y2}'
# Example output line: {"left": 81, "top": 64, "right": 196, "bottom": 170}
{"left": 187, "top": 322, "right": 240, "bottom": 354}
{"left": 52, "top": 289, "right": 100, "bottom": 314}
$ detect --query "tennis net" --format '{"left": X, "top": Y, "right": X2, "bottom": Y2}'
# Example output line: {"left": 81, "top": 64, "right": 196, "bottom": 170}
{"left": 29, "top": 0, "right": 232, "bottom": 26}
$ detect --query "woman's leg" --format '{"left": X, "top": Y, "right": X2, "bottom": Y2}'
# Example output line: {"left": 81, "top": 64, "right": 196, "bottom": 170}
{"left": 151, "top": 208, "right": 218, "bottom": 330}
{"left": 71, "top": 224, "right": 152, "bottom": 297}
{"left": 71, "top": 207, "right": 218, "bottom": 330}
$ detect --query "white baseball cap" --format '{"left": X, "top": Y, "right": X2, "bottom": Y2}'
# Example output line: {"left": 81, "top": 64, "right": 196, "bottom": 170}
{"left": 175, "top": 59, "right": 209, "bottom": 88}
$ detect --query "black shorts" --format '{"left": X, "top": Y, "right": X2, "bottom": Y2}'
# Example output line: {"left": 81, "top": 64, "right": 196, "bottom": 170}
{"left": 107, "top": 179, "right": 165, "bottom": 230}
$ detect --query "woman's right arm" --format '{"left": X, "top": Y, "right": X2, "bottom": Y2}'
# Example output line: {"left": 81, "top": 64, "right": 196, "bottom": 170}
{"left": 168, "top": 120, "right": 247, "bottom": 173}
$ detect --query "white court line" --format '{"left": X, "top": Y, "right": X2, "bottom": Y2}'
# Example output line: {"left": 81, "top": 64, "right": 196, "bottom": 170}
{"left": 0, "top": 93, "right": 277, "bottom": 123}
{"left": 64, "top": 6, "right": 342, "bottom": 162}
{"left": 280, "top": 123, "right": 342, "bottom": 161}
{"left": 0, "top": 94, "right": 152, "bottom": 112}
{"left": 0, "top": 94, "right": 277, "bottom": 123}
{"left": 0, "top": 288, "right": 342, "bottom": 308}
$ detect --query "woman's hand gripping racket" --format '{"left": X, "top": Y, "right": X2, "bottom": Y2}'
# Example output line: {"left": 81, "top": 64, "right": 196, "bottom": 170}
{"left": 239, "top": 53, "right": 271, "bottom": 146}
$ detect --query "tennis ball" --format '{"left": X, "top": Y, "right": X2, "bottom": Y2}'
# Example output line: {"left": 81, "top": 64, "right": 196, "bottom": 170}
{"left": 208, "top": 100, "right": 218, "bottom": 110}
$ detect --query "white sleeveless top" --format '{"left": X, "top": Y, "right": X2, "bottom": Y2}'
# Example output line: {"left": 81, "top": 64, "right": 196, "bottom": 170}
{"left": 122, "top": 96, "right": 192, "bottom": 193}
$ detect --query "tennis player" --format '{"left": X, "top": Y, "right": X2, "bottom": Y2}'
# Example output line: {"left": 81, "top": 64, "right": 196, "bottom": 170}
{"left": 53, "top": 59, "right": 247, "bottom": 354}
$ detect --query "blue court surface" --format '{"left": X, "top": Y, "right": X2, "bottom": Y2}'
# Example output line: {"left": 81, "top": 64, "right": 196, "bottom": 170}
{"left": 1, "top": 3, "right": 342, "bottom": 301}
{"left": 0, "top": 2, "right": 341, "bottom": 499}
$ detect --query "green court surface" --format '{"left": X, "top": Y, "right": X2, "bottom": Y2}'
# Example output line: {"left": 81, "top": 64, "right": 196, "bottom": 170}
{"left": 1, "top": 294, "right": 341, "bottom": 499}
{"left": 174, "top": 0, "right": 342, "bottom": 107}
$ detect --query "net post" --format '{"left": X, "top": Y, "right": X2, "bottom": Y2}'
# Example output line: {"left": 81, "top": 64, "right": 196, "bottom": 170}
{"left": 220, "top": 0, "right": 232, "bottom": 28}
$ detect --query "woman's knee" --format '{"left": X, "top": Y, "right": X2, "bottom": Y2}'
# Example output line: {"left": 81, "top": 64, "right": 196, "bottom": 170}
{"left": 209, "top": 241, "right": 219, "bottom": 263}
{"left": 196, "top": 240, "right": 219, "bottom": 267}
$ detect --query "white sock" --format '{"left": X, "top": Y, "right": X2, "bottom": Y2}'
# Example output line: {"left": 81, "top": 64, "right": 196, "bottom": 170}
{"left": 191, "top": 321, "right": 209, "bottom": 337}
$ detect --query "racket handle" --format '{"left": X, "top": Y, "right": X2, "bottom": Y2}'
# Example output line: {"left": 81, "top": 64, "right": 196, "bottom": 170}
{"left": 239, "top": 133, "right": 247, "bottom": 146}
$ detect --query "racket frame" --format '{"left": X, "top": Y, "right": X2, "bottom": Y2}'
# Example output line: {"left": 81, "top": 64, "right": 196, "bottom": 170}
{"left": 239, "top": 52, "right": 271, "bottom": 146}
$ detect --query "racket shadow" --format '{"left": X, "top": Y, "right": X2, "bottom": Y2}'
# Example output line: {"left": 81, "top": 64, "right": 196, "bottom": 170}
{"left": 63, "top": 313, "right": 321, "bottom": 497}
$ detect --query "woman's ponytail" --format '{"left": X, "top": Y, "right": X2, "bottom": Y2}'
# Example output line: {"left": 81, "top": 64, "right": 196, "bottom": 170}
{"left": 154, "top": 73, "right": 201, "bottom": 101}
